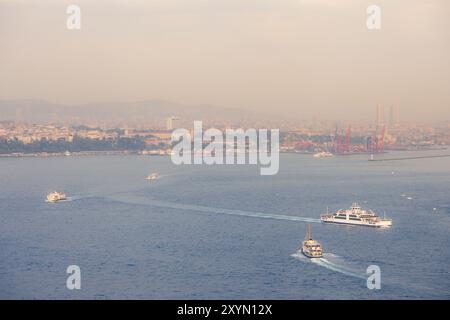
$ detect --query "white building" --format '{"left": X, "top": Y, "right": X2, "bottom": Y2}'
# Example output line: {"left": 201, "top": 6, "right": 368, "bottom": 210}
{"left": 166, "top": 116, "right": 180, "bottom": 130}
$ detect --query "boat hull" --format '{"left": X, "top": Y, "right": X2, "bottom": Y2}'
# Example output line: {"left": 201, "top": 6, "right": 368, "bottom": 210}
{"left": 45, "top": 198, "right": 67, "bottom": 203}
{"left": 301, "top": 249, "right": 323, "bottom": 258}
{"left": 321, "top": 218, "right": 392, "bottom": 228}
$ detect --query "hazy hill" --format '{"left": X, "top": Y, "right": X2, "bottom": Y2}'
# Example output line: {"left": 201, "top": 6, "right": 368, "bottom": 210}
{"left": 0, "top": 99, "right": 277, "bottom": 126}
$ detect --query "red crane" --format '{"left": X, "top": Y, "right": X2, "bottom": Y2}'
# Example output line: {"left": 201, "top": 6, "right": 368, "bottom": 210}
{"left": 334, "top": 125, "right": 352, "bottom": 154}
{"left": 369, "top": 125, "right": 385, "bottom": 153}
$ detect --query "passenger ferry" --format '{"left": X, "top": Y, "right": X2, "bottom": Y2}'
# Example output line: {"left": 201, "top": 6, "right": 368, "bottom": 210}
{"left": 313, "top": 151, "right": 333, "bottom": 158}
{"left": 146, "top": 172, "right": 159, "bottom": 181}
{"left": 300, "top": 225, "right": 323, "bottom": 258}
{"left": 320, "top": 203, "right": 392, "bottom": 228}
{"left": 46, "top": 191, "right": 67, "bottom": 203}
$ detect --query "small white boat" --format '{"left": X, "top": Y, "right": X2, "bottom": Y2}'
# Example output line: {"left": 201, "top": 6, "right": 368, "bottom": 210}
{"left": 146, "top": 173, "right": 159, "bottom": 181}
{"left": 313, "top": 151, "right": 333, "bottom": 158}
{"left": 46, "top": 191, "right": 67, "bottom": 203}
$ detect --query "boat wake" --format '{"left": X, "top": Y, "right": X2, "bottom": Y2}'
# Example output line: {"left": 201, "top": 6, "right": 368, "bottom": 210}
{"left": 107, "top": 194, "right": 321, "bottom": 224}
{"left": 67, "top": 188, "right": 129, "bottom": 201}
{"left": 68, "top": 194, "right": 102, "bottom": 201}
{"left": 291, "top": 252, "right": 366, "bottom": 280}
{"left": 311, "top": 257, "right": 366, "bottom": 280}
{"left": 45, "top": 199, "right": 70, "bottom": 203}
{"left": 46, "top": 195, "right": 92, "bottom": 202}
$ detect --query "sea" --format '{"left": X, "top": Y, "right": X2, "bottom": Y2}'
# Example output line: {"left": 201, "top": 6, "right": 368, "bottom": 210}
{"left": 0, "top": 150, "right": 449, "bottom": 299}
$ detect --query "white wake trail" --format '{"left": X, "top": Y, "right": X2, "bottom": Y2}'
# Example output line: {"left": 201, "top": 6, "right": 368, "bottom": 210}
{"left": 311, "top": 257, "right": 366, "bottom": 280}
{"left": 292, "top": 252, "right": 366, "bottom": 280}
{"left": 107, "top": 194, "right": 321, "bottom": 223}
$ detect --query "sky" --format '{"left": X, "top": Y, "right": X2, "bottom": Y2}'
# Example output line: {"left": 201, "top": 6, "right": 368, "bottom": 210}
{"left": 0, "top": 0, "right": 449, "bottom": 122}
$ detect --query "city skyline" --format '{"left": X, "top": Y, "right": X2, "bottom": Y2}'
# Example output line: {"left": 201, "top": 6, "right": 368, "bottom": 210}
{"left": 1, "top": 1, "right": 450, "bottom": 303}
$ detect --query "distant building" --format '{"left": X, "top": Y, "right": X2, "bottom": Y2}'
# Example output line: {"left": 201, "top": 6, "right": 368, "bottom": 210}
{"left": 376, "top": 104, "right": 384, "bottom": 127}
{"left": 150, "top": 131, "right": 172, "bottom": 140}
{"left": 389, "top": 105, "right": 399, "bottom": 127}
{"left": 166, "top": 116, "right": 180, "bottom": 130}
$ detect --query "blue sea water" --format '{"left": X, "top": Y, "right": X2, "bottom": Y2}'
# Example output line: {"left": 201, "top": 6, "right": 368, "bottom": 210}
{"left": 0, "top": 151, "right": 449, "bottom": 299}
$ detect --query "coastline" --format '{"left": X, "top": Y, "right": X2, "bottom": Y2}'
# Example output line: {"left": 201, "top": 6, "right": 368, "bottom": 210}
{"left": 0, "top": 150, "right": 169, "bottom": 158}
{"left": 0, "top": 146, "right": 446, "bottom": 158}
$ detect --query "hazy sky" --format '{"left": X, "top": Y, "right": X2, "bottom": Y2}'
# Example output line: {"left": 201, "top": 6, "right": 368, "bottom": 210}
{"left": 0, "top": 0, "right": 449, "bottom": 122}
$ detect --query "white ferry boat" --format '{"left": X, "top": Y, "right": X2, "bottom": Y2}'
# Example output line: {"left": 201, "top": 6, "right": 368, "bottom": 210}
{"left": 313, "top": 151, "right": 333, "bottom": 158}
{"left": 300, "top": 225, "right": 323, "bottom": 258}
{"left": 320, "top": 203, "right": 392, "bottom": 228}
{"left": 46, "top": 191, "right": 67, "bottom": 203}
{"left": 146, "top": 172, "right": 159, "bottom": 181}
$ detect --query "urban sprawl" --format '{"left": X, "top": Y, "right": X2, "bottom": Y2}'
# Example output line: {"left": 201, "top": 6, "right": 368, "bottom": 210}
{"left": 1, "top": 108, "right": 449, "bottom": 157}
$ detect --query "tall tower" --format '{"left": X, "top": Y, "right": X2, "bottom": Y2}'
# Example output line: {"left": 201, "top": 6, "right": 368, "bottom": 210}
{"left": 389, "top": 105, "right": 400, "bottom": 127}
{"left": 388, "top": 105, "right": 400, "bottom": 127}
{"left": 166, "top": 116, "right": 180, "bottom": 130}
{"left": 376, "top": 104, "right": 384, "bottom": 127}
{"left": 394, "top": 105, "right": 400, "bottom": 127}
{"left": 389, "top": 105, "right": 394, "bottom": 126}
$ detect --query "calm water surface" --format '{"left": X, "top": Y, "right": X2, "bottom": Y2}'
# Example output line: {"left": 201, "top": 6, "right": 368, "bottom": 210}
{"left": 0, "top": 151, "right": 449, "bottom": 299}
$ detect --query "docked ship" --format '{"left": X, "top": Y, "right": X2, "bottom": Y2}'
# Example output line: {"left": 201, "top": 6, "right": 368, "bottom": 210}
{"left": 313, "top": 151, "right": 333, "bottom": 158}
{"left": 320, "top": 203, "right": 392, "bottom": 228}
{"left": 146, "top": 172, "right": 159, "bottom": 181}
{"left": 46, "top": 191, "right": 67, "bottom": 203}
{"left": 300, "top": 225, "right": 323, "bottom": 258}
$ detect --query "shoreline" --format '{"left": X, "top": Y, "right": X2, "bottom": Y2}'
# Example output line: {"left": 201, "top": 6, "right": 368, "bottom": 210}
{"left": 0, "top": 150, "right": 169, "bottom": 158}
{"left": 0, "top": 146, "right": 447, "bottom": 158}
